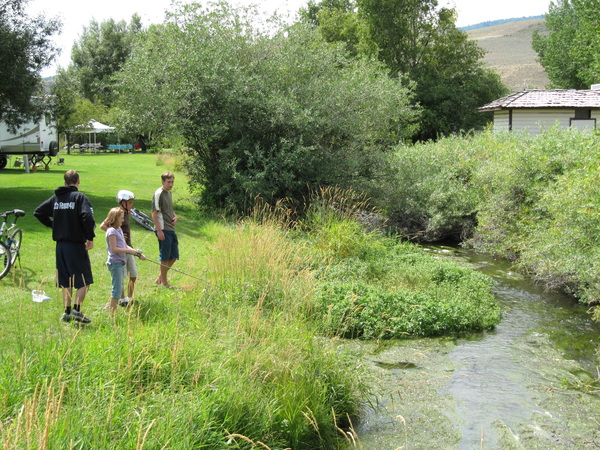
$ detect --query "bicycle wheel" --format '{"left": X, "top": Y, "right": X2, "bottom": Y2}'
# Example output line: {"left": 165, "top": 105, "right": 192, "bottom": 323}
{"left": 0, "top": 241, "right": 11, "bottom": 280}
{"left": 8, "top": 228, "right": 22, "bottom": 265}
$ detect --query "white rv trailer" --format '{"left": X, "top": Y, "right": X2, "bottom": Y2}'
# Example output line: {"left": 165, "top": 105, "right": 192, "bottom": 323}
{"left": 0, "top": 114, "right": 59, "bottom": 170}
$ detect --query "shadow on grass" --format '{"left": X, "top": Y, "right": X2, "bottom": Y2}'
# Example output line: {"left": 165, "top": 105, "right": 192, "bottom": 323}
{"left": 0, "top": 186, "right": 208, "bottom": 237}
{"left": 2, "top": 265, "right": 41, "bottom": 291}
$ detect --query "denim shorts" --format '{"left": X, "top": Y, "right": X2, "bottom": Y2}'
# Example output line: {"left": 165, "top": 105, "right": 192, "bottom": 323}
{"left": 157, "top": 230, "right": 179, "bottom": 261}
{"left": 107, "top": 261, "right": 126, "bottom": 299}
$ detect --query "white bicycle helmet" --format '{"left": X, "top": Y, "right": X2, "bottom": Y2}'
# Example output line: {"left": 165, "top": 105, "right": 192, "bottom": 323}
{"left": 116, "top": 190, "right": 135, "bottom": 202}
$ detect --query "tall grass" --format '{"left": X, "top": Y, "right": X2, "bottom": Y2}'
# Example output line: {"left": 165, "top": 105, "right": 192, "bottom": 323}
{"left": 1, "top": 237, "right": 366, "bottom": 448}
{"left": 203, "top": 220, "right": 315, "bottom": 312}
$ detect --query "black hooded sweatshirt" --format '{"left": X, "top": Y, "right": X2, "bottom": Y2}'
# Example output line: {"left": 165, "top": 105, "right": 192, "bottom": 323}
{"left": 34, "top": 185, "right": 96, "bottom": 243}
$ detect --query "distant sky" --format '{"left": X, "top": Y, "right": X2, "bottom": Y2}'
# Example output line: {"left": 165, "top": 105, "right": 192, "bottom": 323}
{"left": 27, "top": 0, "right": 552, "bottom": 77}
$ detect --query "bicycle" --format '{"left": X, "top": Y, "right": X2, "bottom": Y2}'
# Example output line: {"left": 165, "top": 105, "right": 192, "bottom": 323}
{"left": 0, "top": 209, "right": 25, "bottom": 280}
{"left": 130, "top": 207, "right": 155, "bottom": 231}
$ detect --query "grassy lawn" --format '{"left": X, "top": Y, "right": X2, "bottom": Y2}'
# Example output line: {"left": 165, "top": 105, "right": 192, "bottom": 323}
{"left": 0, "top": 152, "right": 204, "bottom": 299}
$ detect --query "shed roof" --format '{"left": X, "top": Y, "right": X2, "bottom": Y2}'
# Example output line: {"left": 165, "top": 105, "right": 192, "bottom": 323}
{"left": 478, "top": 89, "right": 600, "bottom": 112}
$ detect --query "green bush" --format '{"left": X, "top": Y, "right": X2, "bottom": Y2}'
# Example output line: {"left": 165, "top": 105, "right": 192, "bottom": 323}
{"left": 314, "top": 269, "right": 499, "bottom": 339}
{"left": 466, "top": 129, "right": 600, "bottom": 303}
{"left": 373, "top": 134, "right": 482, "bottom": 241}
{"left": 468, "top": 128, "right": 588, "bottom": 259}
{"left": 116, "top": 3, "right": 420, "bottom": 212}
{"left": 519, "top": 162, "right": 600, "bottom": 301}
{"left": 377, "top": 127, "right": 600, "bottom": 305}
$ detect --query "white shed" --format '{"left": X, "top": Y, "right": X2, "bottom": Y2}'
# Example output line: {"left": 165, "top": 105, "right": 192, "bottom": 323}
{"left": 478, "top": 86, "right": 600, "bottom": 134}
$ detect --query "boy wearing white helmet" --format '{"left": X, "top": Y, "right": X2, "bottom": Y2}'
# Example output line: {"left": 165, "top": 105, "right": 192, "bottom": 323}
{"left": 100, "top": 189, "right": 139, "bottom": 306}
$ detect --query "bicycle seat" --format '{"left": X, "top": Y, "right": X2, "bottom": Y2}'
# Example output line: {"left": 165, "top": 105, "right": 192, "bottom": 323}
{"left": 0, "top": 209, "right": 25, "bottom": 218}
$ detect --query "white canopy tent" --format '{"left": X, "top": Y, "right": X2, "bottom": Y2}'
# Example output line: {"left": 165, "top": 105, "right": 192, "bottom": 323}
{"left": 72, "top": 119, "right": 115, "bottom": 152}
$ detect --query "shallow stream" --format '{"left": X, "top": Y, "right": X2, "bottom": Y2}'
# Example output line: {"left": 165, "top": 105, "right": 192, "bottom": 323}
{"left": 350, "top": 246, "right": 600, "bottom": 449}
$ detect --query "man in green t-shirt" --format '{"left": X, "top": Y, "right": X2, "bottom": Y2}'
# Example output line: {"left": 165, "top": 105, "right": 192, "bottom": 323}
{"left": 151, "top": 171, "right": 179, "bottom": 288}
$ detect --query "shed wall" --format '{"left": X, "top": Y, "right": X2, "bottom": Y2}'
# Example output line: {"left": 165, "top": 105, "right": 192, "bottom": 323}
{"left": 493, "top": 111, "right": 510, "bottom": 132}
{"left": 513, "top": 110, "right": 571, "bottom": 134}
{"left": 493, "top": 109, "right": 599, "bottom": 134}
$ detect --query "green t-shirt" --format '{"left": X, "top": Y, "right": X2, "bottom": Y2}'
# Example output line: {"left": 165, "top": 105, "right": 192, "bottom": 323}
{"left": 151, "top": 187, "right": 175, "bottom": 232}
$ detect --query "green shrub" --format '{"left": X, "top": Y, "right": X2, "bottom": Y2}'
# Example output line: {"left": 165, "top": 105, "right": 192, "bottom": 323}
{"left": 376, "top": 134, "right": 482, "bottom": 241}
{"left": 310, "top": 236, "right": 500, "bottom": 339}
{"left": 519, "top": 161, "right": 600, "bottom": 301}
{"left": 465, "top": 129, "right": 600, "bottom": 303}
{"left": 314, "top": 269, "right": 499, "bottom": 339}
{"left": 376, "top": 127, "right": 600, "bottom": 306}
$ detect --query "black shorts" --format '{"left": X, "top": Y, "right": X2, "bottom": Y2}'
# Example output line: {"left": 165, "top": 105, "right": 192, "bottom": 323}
{"left": 56, "top": 241, "right": 94, "bottom": 289}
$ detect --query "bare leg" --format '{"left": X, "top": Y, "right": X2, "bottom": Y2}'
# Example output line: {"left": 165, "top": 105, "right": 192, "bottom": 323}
{"left": 156, "top": 260, "right": 175, "bottom": 287}
{"left": 75, "top": 285, "right": 88, "bottom": 307}
{"left": 62, "top": 287, "right": 73, "bottom": 308}
{"left": 128, "top": 276, "right": 137, "bottom": 298}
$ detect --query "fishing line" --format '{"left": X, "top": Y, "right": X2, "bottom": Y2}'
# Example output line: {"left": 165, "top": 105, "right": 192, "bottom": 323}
{"left": 143, "top": 256, "right": 207, "bottom": 282}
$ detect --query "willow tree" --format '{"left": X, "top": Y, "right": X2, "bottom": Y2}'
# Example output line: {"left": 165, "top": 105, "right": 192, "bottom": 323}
{"left": 115, "top": 2, "right": 420, "bottom": 211}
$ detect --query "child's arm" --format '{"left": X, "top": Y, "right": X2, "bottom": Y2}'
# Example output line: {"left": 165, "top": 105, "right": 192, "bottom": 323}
{"left": 108, "top": 235, "right": 139, "bottom": 256}
{"left": 126, "top": 244, "right": 147, "bottom": 260}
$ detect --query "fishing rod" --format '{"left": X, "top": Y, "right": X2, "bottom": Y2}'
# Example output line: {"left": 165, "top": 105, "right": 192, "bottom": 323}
{"left": 142, "top": 256, "right": 208, "bottom": 282}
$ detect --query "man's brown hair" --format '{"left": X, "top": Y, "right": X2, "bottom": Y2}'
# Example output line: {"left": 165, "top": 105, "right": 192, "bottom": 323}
{"left": 64, "top": 170, "right": 80, "bottom": 185}
{"left": 161, "top": 171, "right": 174, "bottom": 181}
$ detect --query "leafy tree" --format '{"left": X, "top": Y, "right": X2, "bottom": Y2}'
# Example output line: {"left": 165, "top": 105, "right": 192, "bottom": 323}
{"left": 115, "top": 2, "right": 420, "bottom": 210}
{"left": 70, "top": 15, "right": 142, "bottom": 106}
{"left": 532, "top": 0, "right": 600, "bottom": 89}
{"left": 0, "top": 0, "right": 60, "bottom": 128}
{"left": 301, "top": 0, "right": 377, "bottom": 58}
{"left": 303, "top": 0, "right": 507, "bottom": 140}
{"left": 53, "top": 15, "right": 143, "bottom": 149}
{"left": 50, "top": 67, "right": 78, "bottom": 145}
{"left": 409, "top": 8, "right": 507, "bottom": 138}
{"left": 51, "top": 68, "right": 110, "bottom": 152}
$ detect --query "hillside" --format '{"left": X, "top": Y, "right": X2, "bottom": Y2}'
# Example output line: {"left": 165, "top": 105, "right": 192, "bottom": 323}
{"left": 468, "top": 18, "right": 550, "bottom": 93}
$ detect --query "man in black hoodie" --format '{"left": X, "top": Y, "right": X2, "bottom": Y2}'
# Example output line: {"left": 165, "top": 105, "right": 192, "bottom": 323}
{"left": 34, "top": 170, "right": 95, "bottom": 323}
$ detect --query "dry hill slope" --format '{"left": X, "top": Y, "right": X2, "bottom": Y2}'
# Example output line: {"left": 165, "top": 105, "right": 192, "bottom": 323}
{"left": 468, "top": 18, "right": 550, "bottom": 93}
